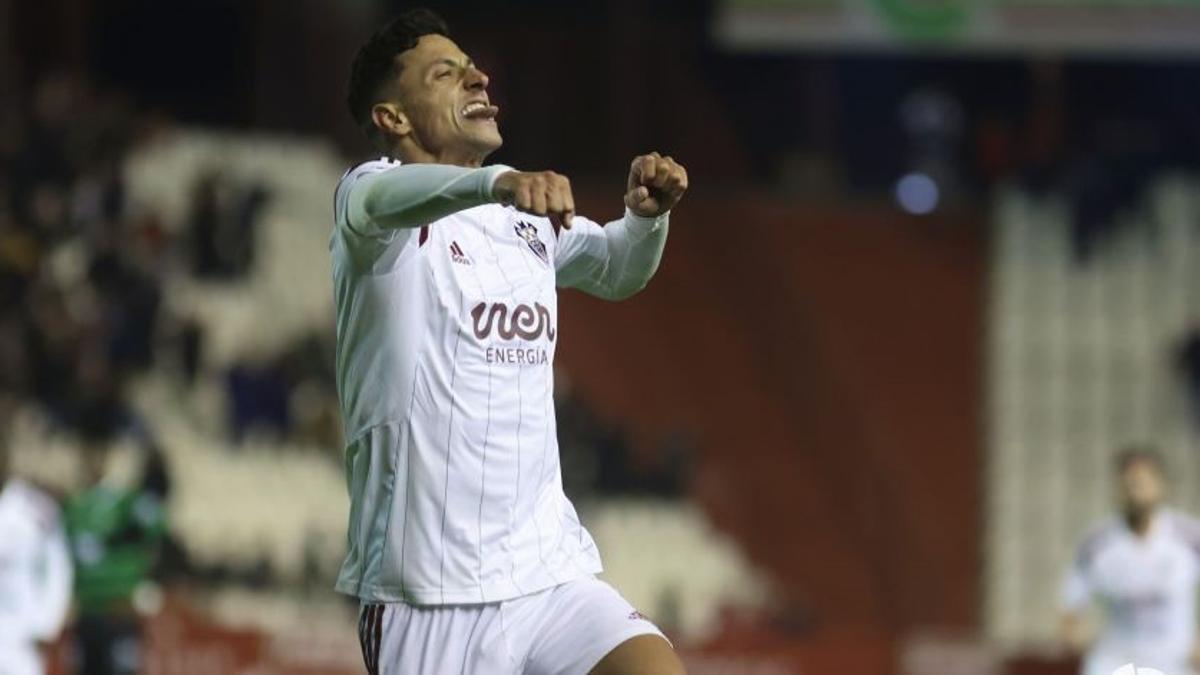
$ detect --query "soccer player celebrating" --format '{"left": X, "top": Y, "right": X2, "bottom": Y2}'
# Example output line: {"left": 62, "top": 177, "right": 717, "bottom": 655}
{"left": 331, "top": 9, "right": 687, "bottom": 675}
{"left": 1059, "top": 447, "right": 1200, "bottom": 675}
{"left": 0, "top": 407, "right": 73, "bottom": 675}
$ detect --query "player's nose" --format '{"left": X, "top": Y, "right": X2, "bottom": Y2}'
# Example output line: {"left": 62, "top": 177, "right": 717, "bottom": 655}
{"left": 465, "top": 66, "right": 489, "bottom": 91}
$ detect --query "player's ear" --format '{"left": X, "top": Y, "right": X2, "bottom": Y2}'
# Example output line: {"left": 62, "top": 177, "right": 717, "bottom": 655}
{"left": 371, "top": 102, "right": 411, "bottom": 139}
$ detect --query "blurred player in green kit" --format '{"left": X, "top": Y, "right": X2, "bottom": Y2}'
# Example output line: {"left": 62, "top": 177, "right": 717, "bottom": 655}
{"left": 64, "top": 431, "right": 166, "bottom": 675}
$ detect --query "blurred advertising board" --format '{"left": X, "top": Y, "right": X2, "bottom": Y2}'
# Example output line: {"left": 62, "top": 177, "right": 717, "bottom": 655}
{"left": 715, "top": 0, "right": 1200, "bottom": 55}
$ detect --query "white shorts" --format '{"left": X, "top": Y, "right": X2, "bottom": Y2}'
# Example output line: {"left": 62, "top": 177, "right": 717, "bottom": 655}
{"left": 1084, "top": 651, "right": 1194, "bottom": 675}
{"left": 356, "top": 576, "right": 668, "bottom": 675}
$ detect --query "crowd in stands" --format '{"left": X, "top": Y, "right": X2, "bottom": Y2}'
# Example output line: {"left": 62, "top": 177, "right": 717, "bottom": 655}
{"left": 0, "top": 74, "right": 333, "bottom": 451}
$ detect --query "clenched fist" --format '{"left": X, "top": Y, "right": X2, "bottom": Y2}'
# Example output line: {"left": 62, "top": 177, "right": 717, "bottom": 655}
{"left": 625, "top": 152, "right": 688, "bottom": 218}
{"left": 493, "top": 170, "right": 575, "bottom": 229}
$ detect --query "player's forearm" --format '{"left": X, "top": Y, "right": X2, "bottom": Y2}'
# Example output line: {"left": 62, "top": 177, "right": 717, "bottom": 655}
{"left": 349, "top": 163, "right": 511, "bottom": 231}
{"left": 587, "top": 209, "right": 669, "bottom": 301}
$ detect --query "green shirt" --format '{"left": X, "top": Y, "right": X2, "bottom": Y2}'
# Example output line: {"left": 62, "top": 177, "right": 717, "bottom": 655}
{"left": 63, "top": 485, "right": 166, "bottom": 614}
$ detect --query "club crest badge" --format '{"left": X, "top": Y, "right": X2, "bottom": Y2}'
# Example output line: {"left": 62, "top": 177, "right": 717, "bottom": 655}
{"left": 514, "top": 220, "right": 549, "bottom": 264}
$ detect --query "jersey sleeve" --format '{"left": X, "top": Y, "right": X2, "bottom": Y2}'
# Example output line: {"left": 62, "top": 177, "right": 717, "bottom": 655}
{"left": 1059, "top": 562, "right": 1091, "bottom": 614}
{"left": 334, "top": 159, "right": 403, "bottom": 239}
{"left": 1060, "top": 523, "right": 1111, "bottom": 613}
{"left": 554, "top": 209, "right": 669, "bottom": 300}
{"left": 334, "top": 159, "right": 511, "bottom": 270}
{"left": 338, "top": 160, "right": 511, "bottom": 235}
{"left": 553, "top": 216, "right": 608, "bottom": 286}
{"left": 1167, "top": 510, "right": 1200, "bottom": 562}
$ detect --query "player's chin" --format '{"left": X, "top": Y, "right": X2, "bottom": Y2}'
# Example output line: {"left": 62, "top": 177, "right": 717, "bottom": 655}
{"left": 469, "top": 128, "right": 503, "bottom": 153}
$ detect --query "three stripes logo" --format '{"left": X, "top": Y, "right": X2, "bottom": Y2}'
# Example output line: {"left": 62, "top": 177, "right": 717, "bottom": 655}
{"left": 358, "top": 604, "right": 385, "bottom": 675}
{"left": 450, "top": 241, "right": 472, "bottom": 265}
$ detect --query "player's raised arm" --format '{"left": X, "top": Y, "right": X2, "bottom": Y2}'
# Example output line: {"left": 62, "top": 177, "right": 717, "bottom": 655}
{"left": 344, "top": 164, "right": 578, "bottom": 235}
{"left": 556, "top": 152, "right": 688, "bottom": 300}
{"left": 344, "top": 162, "right": 510, "bottom": 233}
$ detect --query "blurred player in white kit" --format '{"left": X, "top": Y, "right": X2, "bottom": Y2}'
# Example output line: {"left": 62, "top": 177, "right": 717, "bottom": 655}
{"left": 1060, "top": 447, "right": 1200, "bottom": 675}
{"left": 0, "top": 408, "right": 73, "bottom": 675}
{"left": 332, "top": 8, "right": 688, "bottom": 675}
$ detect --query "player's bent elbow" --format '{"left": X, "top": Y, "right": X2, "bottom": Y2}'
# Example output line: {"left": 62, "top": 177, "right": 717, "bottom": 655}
{"left": 603, "top": 277, "right": 651, "bottom": 302}
{"left": 359, "top": 189, "right": 400, "bottom": 228}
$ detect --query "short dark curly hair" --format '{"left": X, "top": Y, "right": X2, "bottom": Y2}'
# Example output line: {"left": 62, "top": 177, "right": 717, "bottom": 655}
{"left": 347, "top": 9, "right": 450, "bottom": 139}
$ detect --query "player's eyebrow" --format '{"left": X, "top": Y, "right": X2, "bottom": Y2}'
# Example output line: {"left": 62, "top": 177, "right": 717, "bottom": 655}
{"left": 430, "top": 57, "right": 474, "bottom": 72}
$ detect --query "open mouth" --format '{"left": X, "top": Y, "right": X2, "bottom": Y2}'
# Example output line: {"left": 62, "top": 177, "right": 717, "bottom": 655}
{"left": 461, "top": 101, "right": 499, "bottom": 122}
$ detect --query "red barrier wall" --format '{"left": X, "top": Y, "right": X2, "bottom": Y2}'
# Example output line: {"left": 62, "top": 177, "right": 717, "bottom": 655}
{"left": 559, "top": 189, "right": 985, "bottom": 638}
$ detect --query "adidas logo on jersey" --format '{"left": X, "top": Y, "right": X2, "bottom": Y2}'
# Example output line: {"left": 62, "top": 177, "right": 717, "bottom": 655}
{"left": 450, "top": 241, "right": 472, "bottom": 265}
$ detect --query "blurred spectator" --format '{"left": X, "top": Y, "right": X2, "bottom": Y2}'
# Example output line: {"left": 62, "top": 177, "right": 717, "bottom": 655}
{"left": 226, "top": 331, "right": 340, "bottom": 447}
{"left": 1176, "top": 327, "right": 1200, "bottom": 430}
{"left": 64, "top": 437, "right": 166, "bottom": 675}
{"left": 185, "top": 172, "right": 269, "bottom": 280}
{"left": 138, "top": 440, "right": 171, "bottom": 504}
{"left": 0, "top": 400, "right": 73, "bottom": 675}
{"left": 86, "top": 243, "right": 161, "bottom": 373}
{"left": 0, "top": 73, "right": 162, "bottom": 446}
{"left": 225, "top": 358, "right": 292, "bottom": 443}
{"left": 185, "top": 172, "right": 224, "bottom": 278}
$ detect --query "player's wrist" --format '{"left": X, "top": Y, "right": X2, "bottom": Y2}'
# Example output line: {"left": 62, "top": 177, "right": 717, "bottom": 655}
{"left": 624, "top": 207, "right": 668, "bottom": 233}
{"left": 486, "top": 165, "right": 517, "bottom": 203}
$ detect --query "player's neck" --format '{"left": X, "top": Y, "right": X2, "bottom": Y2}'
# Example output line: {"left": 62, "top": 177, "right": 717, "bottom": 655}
{"left": 1125, "top": 508, "right": 1159, "bottom": 538}
{"left": 391, "top": 143, "right": 486, "bottom": 168}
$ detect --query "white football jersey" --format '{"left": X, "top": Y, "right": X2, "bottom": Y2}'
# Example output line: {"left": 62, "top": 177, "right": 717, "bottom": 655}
{"left": 1061, "top": 509, "right": 1200, "bottom": 674}
{"left": 0, "top": 479, "right": 72, "bottom": 653}
{"left": 330, "top": 159, "right": 667, "bottom": 605}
